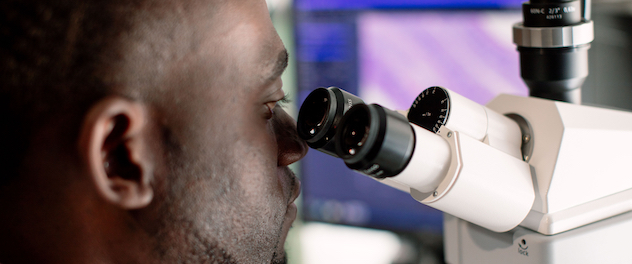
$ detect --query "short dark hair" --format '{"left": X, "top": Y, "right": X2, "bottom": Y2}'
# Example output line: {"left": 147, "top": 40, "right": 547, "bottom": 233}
{"left": 0, "top": 0, "right": 156, "bottom": 185}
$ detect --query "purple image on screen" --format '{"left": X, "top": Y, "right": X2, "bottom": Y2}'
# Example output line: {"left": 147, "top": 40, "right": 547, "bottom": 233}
{"left": 358, "top": 11, "right": 528, "bottom": 110}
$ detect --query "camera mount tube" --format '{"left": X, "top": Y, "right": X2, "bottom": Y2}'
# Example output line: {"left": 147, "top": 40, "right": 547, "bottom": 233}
{"left": 297, "top": 87, "right": 364, "bottom": 157}
{"left": 513, "top": 0, "right": 593, "bottom": 104}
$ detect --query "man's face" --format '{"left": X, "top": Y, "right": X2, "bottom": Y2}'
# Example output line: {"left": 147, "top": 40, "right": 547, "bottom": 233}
{"left": 140, "top": 1, "right": 307, "bottom": 263}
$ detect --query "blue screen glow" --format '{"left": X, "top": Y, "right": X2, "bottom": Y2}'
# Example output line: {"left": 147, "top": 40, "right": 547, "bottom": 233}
{"left": 296, "top": 0, "right": 524, "bottom": 10}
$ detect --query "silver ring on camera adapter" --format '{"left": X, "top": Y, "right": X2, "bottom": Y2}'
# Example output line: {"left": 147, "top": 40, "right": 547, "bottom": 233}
{"left": 513, "top": 20, "right": 594, "bottom": 48}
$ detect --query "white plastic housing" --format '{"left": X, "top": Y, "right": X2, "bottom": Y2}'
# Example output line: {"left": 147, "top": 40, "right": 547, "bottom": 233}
{"left": 406, "top": 128, "right": 534, "bottom": 232}
{"left": 487, "top": 94, "right": 632, "bottom": 235}
{"left": 387, "top": 125, "right": 452, "bottom": 193}
{"left": 443, "top": 88, "right": 523, "bottom": 159}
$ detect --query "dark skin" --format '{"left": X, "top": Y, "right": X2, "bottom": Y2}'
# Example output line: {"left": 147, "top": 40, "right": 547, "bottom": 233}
{"left": 0, "top": 0, "right": 307, "bottom": 263}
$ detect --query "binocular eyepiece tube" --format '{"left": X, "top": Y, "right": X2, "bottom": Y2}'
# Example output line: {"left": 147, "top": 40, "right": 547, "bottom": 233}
{"left": 297, "top": 87, "right": 454, "bottom": 192}
{"left": 297, "top": 86, "right": 536, "bottom": 233}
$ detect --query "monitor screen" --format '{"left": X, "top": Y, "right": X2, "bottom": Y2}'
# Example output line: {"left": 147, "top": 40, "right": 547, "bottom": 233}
{"left": 295, "top": 0, "right": 528, "bottom": 233}
{"left": 296, "top": 0, "right": 524, "bottom": 10}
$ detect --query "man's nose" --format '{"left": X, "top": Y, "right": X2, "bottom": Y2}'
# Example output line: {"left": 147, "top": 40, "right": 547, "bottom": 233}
{"left": 273, "top": 107, "right": 308, "bottom": 166}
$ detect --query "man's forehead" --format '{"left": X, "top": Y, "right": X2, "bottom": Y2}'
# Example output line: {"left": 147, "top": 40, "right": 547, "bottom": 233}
{"left": 116, "top": 0, "right": 282, "bottom": 96}
{"left": 207, "top": 2, "right": 286, "bottom": 92}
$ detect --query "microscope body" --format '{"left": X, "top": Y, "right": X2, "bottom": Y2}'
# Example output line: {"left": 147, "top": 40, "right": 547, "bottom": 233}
{"left": 438, "top": 0, "right": 632, "bottom": 261}
{"left": 488, "top": 94, "right": 632, "bottom": 235}
{"left": 443, "top": 208, "right": 632, "bottom": 263}
{"left": 296, "top": 0, "right": 631, "bottom": 261}
{"left": 443, "top": 94, "right": 632, "bottom": 263}
{"left": 298, "top": 84, "right": 632, "bottom": 263}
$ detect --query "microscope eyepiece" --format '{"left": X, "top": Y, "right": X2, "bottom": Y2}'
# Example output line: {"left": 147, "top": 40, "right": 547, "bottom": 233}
{"left": 297, "top": 87, "right": 364, "bottom": 157}
{"left": 335, "top": 104, "right": 415, "bottom": 179}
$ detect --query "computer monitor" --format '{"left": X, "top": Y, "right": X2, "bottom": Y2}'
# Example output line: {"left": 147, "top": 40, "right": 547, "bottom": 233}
{"left": 295, "top": 0, "right": 528, "bottom": 233}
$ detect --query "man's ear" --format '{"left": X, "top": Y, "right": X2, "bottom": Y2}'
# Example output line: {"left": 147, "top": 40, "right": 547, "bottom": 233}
{"left": 78, "top": 96, "right": 154, "bottom": 210}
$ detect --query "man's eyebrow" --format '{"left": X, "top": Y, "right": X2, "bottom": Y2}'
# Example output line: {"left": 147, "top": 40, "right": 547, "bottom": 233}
{"left": 267, "top": 49, "right": 289, "bottom": 82}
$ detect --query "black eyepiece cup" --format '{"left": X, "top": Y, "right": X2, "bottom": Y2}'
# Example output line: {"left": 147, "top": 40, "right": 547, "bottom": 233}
{"left": 297, "top": 87, "right": 363, "bottom": 157}
{"left": 335, "top": 104, "right": 415, "bottom": 179}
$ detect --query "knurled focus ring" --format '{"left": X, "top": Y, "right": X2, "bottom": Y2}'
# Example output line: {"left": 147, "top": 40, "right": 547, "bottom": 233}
{"left": 513, "top": 20, "right": 593, "bottom": 48}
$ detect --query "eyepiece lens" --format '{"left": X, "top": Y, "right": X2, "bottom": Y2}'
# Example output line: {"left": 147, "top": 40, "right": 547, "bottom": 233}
{"left": 298, "top": 89, "right": 331, "bottom": 139}
{"left": 341, "top": 109, "right": 370, "bottom": 157}
{"left": 304, "top": 97, "right": 329, "bottom": 128}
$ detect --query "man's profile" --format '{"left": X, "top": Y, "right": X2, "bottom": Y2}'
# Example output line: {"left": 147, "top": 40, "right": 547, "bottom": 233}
{"left": 0, "top": 0, "right": 307, "bottom": 263}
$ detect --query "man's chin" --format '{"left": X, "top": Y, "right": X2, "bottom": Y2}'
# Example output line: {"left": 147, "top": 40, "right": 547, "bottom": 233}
{"left": 274, "top": 202, "right": 297, "bottom": 260}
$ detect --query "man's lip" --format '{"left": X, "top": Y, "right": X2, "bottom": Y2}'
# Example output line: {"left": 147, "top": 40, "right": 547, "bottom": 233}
{"left": 279, "top": 167, "right": 301, "bottom": 206}
{"left": 289, "top": 176, "right": 301, "bottom": 204}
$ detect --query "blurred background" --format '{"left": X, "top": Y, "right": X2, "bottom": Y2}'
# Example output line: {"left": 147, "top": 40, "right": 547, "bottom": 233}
{"left": 266, "top": 0, "right": 632, "bottom": 263}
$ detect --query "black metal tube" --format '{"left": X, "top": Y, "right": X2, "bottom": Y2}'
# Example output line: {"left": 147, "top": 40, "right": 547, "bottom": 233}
{"left": 515, "top": 0, "right": 592, "bottom": 104}
{"left": 519, "top": 44, "right": 589, "bottom": 104}
{"left": 522, "top": 0, "right": 582, "bottom": 27}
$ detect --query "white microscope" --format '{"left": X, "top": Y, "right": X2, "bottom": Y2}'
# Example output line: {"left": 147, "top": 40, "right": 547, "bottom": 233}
{"left": 297, "top": 0, "right": 632, "bottom": 263}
